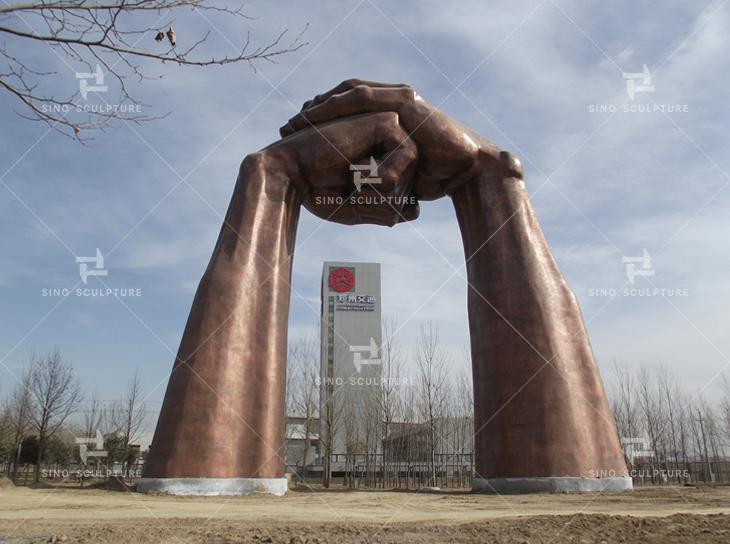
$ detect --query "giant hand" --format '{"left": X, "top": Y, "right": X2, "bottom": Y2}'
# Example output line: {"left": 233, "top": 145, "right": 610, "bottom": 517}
{"left": 280, "top": 79, "right": 505, "bottom": 200}
{"left": 142, "top": 81, "right": 630, "bottom": 496}
{"left": 263, "top": 111, "right": 418, "bottom": 226}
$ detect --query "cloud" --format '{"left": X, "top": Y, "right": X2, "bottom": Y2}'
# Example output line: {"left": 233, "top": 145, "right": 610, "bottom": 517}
{"left": 1, "top": 0, "right": 729, "bottom": 405}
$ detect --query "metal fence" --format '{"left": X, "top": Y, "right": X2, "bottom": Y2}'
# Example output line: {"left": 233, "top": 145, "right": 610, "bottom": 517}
{"left": 624, "top": 459, "right": 730, "bottom": 486}
{"left": 6, "top": 458, "right": 729, "bottom": 489}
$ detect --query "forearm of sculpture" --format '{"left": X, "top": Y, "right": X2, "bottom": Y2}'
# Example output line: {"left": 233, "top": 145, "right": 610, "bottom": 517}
{"left": 451, "top": 152, "right": 626, "bottom": 479}
{"left": 145, "top": 153, "right": 301, "bottom": 480}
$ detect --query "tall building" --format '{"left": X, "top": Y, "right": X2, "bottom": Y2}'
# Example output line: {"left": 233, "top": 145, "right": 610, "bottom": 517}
{"left": 320, "top": 262, "right": 382, "bottom": 465}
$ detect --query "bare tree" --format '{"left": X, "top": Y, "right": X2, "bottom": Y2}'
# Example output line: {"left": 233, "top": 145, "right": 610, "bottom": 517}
{"left": 604, "top": 364, "right": 730, "bottom": 486}
{"left": 319, "top": 340, "right": 346, "bottom": 488}
{"left": 28, "top": 348, "right": 83, "bottom": 482}
{"left": 656, "top": 365, "right": 689, "bottom": 483}
{"left": 689, "top": 400, "right": 717, "bottom": 483}
{"left": 79, "top": 390, "right": 105, "bottom": 486}
{"left": 400, "top": 383, "right": 420, "bottom": 489}
{"left": 698, "top": 397, "right": 724, "bottom": 481}
{"left": 81, "top": 391, "right": 105, "bottom": 445}
{"left": 636, "top": 364, "right": 665, "bottom": 479}
{"left": 718, "top": 373, "right": 730, "bottom": 449}
{"left": 379, "top": 315, "right": 404, "bottom": 488}
{"left": 360, "top": 376, "right": 381, "bottom": 488}
{"left": 413, "top": 322, "right": 451, "bottom": 487}
{"left": 286, "top": 333, "right": 319, "bottom": 485}
{"left": 7, "top": 354, "right": 36, "bottom": 483}
{"left": 609, "top": 359, "right": 639, "bottom": 455}
{"left": 341, "top": 385, "right": 362, "bottom": 489}
{"left": 0, "top": 386, "right": 14, "bottom": 469}
{"left": 676, "top": 390, "right": 696, "bottom": 482}
{"left": 107, "top": 369, "right": 148, "bottom": 479}
{"left": 454, "top": 349, "right": 474, "bottom": 487}
{"left": 0, "top": 1, "right": 307, "bottom": 140}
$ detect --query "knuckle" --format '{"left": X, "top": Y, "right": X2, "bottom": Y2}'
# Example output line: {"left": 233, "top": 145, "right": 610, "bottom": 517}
{"left": 240, "top": 151, "right": 266, "bottom": 173}
{"left": 402, "top": 138, "right": 418, "bottom": 159}
{"left": 400, "top": 86, "right": 416, "bottom": 101}
{"left": 499, "top": 151, "right": 523, "bottom": 179}
{"left": 291, "top": 112, "right": 308, "bottom": 126}
{"left": 381, "top": 111, "right": 399, "bottom": 125}
{"left": 353, "top": 85, "right": 372, "bottom": 99}
{"left": 244, "top": 151, "right": 264, "bottom": 164}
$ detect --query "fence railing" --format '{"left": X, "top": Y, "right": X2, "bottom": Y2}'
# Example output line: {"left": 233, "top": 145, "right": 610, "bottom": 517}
{"left": 295, "top": 455, "right": 730, "bottom": 488}
{"left": 7, "top": 457, "right": 729, "bottom": 489}
{"left": 623, "top": 459, "right": 730, "bottom": 485}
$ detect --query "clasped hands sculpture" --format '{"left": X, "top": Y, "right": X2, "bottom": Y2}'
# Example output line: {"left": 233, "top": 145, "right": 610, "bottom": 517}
{"left": 140, "top": 80, "right": 630, "bottom": 495}
{"left": 263, "top": 79, "right": 514, "bottom": 226}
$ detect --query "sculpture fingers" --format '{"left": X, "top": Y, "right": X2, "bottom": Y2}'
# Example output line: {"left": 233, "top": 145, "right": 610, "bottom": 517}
{"left": 281, "top": 85, "right": 415, "bottom": 137}
{"left": 351, "top": 136, "right": 419, "bottom": 226}
{"left": 293, "top": 113, "right": 418, "bottom": 226}
{"left": 301, "top": 79, "right": 412, "bottom": 110}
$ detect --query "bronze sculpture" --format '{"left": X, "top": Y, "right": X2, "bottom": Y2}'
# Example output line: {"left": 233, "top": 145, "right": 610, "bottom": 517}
{"left": 139, "top": 80, "right": 630, "bottom": 495}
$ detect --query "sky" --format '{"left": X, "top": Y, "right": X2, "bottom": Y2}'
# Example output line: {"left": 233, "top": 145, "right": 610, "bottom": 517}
{"left": 1, "top": 0, "right": 729, "bottom": 430}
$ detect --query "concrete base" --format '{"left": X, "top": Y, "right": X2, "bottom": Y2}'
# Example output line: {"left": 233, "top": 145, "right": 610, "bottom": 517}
{"left": 136, "top": 477, "right": 288, "bottom": 496}
{"left": 472, "top": 476, "right": 633, "bottom": 494}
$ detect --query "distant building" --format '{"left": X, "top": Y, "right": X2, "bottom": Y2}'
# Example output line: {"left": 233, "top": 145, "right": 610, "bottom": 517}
{"left": 320, "top": 262, "right": 382, "bottom": 475}
{"left": 284, "top": 262, "right": 474, "bottom": 487}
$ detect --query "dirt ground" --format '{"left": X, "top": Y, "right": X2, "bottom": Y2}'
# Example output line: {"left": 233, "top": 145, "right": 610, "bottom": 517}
{"left": 2, "top": 479, "right": 730, "bottom": 543}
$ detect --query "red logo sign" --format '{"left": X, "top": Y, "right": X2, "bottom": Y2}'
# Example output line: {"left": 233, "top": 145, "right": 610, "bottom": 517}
{"left": 329, "top": 267, "right": 355, "bottom": 292}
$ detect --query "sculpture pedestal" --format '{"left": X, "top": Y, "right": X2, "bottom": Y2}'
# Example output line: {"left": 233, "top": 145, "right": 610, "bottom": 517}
{"left": 137, "top": 477, "right": 288, "bottom": 496}
{"left": 472, "top": 477, "right": 633, "bottom": 494}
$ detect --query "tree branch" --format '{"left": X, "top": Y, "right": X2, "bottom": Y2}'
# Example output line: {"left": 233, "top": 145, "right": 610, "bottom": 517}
{"left": 0, "top": 1, "right": 307, "bottom": 142}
